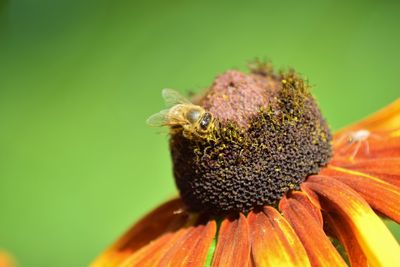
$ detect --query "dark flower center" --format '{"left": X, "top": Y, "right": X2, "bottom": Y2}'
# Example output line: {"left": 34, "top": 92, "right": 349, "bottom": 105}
{"left": 170, "top": 66, "right": 332, "bottom": 215}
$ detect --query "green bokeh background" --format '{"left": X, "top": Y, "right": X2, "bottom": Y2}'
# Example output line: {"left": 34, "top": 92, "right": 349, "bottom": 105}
{"left": 0, "top": 0, "right": 399, "bottom": 266}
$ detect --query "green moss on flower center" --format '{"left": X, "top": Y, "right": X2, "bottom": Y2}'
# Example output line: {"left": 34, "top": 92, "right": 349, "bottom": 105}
{"left": 170, "top": 67, "right": 332, "bottom": 215}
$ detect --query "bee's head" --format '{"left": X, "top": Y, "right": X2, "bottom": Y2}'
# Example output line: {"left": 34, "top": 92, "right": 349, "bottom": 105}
{"left": 199, "top": 112, "right": 212, "bottom": 130}
{"left": 186, "top": 108, "right": 213, "bottom": 130}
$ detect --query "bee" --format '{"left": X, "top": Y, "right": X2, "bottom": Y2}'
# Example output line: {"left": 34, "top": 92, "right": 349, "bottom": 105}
{"left": 147, "top": 88, "right": 216, "bottom": 139}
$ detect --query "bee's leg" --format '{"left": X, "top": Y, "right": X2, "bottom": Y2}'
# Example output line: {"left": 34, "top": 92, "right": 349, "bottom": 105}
{"left": 182, "top": 130, "right": 190, "bottom": 139}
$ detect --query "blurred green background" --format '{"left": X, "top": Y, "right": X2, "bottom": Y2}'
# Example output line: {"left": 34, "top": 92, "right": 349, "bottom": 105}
{"left": 0, "top": 0, "right": 399, "bottom": 266}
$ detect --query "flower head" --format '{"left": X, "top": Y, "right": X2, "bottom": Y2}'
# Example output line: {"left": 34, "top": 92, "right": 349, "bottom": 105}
{"left": 0, "top": 251, "right": 15, "bottom": 267}
{"left": 172, "top": 69, "right": 331, "bottom": 215}
{"left": 92, "top": 64, "right": 400, "bottom": 267}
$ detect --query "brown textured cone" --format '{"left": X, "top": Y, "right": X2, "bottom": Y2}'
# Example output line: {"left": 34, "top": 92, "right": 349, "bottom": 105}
{"left": 211, "top": 213, "right": 251, "bottom": 267}
{"left": 279, "top": 194, "right": 347, "bottom": 267}
{"left": 198, "top": 70, "right": 279, "bottom": 127}
{"left": 325, "top": 213, "right": 368, "bottom": 267}
{"left": 173, "top": 69, "right": 332, "bottom": 214}
{"left": 248, "top": 207, "right": 311, "bottom": 267}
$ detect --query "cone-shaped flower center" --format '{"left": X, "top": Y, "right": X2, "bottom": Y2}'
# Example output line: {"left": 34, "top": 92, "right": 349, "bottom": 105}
{"left": 170, "top": 67, "right": 332, "bottom": 214}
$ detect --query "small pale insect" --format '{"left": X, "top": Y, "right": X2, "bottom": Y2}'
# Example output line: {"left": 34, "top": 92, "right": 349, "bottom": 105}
{"left": 348, "top": 129, "right": 370, "bottom": 143}
{"left": 335, "top": 129, "right": 373, "bottom": 160}
{"left": 147, "top": 89, "right": 216, "bottom": 139}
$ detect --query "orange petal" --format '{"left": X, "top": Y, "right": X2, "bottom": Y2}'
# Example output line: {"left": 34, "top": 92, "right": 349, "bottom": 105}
{"left": 304, "top": 176, "right": 400, "bottom": 267}
{"left": 329, "top": 158, "right": 400, "bottom": 188}
{"left": 247, "top": 207, "right": 311, "bottom": 267}
{"left": 335, "top": 98, "right": 400, "bottom": 134}
{"left": 211, "top": 214, "right": 251, "bottom": 267}
{"left": 287, "top": 191, "right": 323, "bottom": 227}
{"left": 156, "top": 218, "right": 217, "bottom": 267}
{"left": 333, "top": 130, "right": 400, "bottom": 160}
{"left": 0, "top": 251, "right": 15, "bottom": 267}
{"left": 320, "top": 166, "right": 400, "bottom": 223}
{"left": 120, "top": 225, "right": 190, "bottom": 266}
{"left": 363, "top": 134, "right": 400, "bottom": 158}
{"left": 120, "top": 218, "right": 216, "bottom": 267}
{"left": 279, "top": 196, "right": 346, "bottom": 267}
{"left": 325, "top": 213, "right": 368, "bottom": 267}
{"left": 91, "top": 198, "right": 188, "bottom": 266}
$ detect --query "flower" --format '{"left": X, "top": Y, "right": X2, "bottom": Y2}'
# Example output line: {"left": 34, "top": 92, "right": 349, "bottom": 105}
{"left": 91, "top": 65, "right": 400, "bottom": 267}
{"left": 0, "top": 251, "right": 15, "bottom": 267}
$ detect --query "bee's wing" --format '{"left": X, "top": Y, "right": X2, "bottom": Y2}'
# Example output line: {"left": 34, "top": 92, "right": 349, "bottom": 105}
{"left": 162, "top": 88, "right": 191, "bottom": 107}
{"left": 146, "top": 109, "right": 170, "bottom": 127}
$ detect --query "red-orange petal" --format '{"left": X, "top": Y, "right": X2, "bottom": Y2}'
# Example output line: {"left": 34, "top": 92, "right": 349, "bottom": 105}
{"left": 329, "top": 158, "right": 400, "bottom": 188}
{"left": 91, "top": 198, "right": 188, "bottom": 267}
{"left": 287, "top": 191, "right": 323, "bottom": 227}
{"left": 335, "top": 98, "right": 400, "bottom": 134}
{"left": 360, "top": 134, "right": 400, "bottom": 158}
{"left": 156, "top": 219, "right": 216, "bottom": 267}
{"left": 333, "top": 130, "right": 400, "bottom": 160}
{"left": 304, "top": 175, "right": 400, "bottom": 267}
{"left": 248, "top": 206, "right": 311, "bottom": 267}
{"left": 0, "top": 251, "right": 15, "bottom": 267}
{"left": 120, "top": 218, "right": 216, "bottom": 267}
{"left": 279, "top": 195, "right": 346, "bottom": 267}
{"left": 120, "top": 225, "right": 190, "bottom": 266}
{"left": 325, "top": 213, "right": 368, "bottom": 267}
{"left": 212, "top": 214, "right": 250, "bottom": 267}
{"left": 320, "top": 166, "right": 400, "bottom": 223}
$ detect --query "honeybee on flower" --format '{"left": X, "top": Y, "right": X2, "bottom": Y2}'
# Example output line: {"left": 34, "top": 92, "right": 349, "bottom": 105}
{"left": 147, "top": 88, "right": 217, "bottom": 140}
